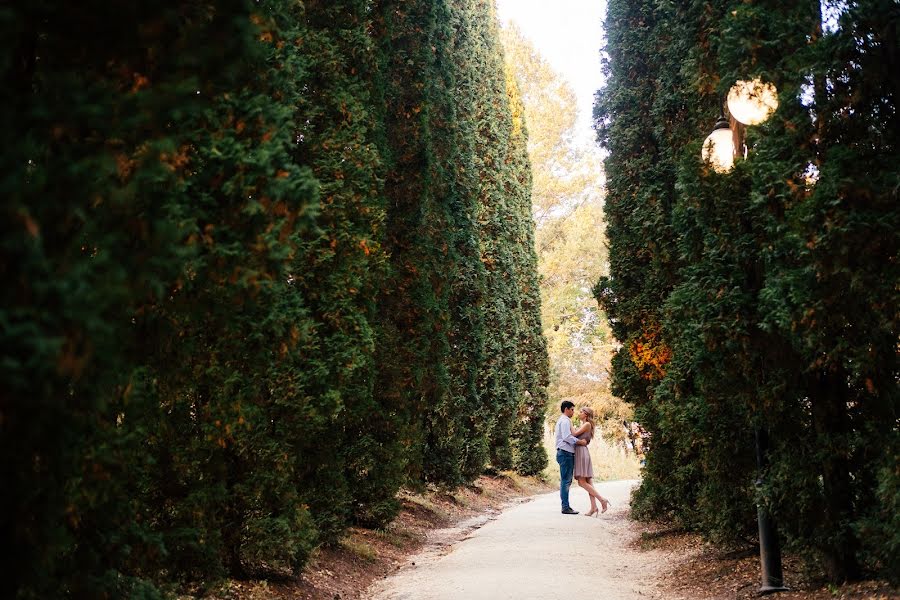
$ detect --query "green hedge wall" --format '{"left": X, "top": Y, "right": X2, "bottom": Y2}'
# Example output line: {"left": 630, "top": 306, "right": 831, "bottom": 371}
{"left": 597, "top": 0, "right": 899, "bottom": 583}
{"left": 1, "top": 0, "right": 548, "bottom": 596}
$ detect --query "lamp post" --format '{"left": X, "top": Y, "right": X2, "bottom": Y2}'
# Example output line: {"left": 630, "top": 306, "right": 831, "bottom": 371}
{"left": 755, "top": 428, "right": 789, "bottom": 594}
{"left": 701, "top": 79, "right": 789, "bottom": 595}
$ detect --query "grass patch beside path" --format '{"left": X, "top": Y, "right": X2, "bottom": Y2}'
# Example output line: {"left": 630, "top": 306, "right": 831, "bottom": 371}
{"left": 541, "top": 429, "right": 641, "bottom": 485}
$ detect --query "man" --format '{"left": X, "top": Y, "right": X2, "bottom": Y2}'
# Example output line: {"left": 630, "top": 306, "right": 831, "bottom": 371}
{"left": 555, "top": 400, "right": 587, "bottom": 514}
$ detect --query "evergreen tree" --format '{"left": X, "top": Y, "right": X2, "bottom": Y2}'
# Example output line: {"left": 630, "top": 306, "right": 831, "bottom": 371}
{"left": 505, "top": 72, "right": 550, "bottom": 476}
{"left": 1, "top": 0, "right": 321, "bottom": 595}
{"left": 598, "top": 0, "right": 899, "bottom": 582}
{"left": 594, "top": 0, "right": 686, "bottom": 522}
{"left": 372, "top": 0, "right": 464, "bottom": 486}
{"left": 1, "top": 0, "right": 551, "bottom": 595}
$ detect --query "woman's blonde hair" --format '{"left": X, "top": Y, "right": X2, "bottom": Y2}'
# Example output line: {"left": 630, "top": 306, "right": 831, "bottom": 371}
{"left": 579, "top": 406, "right": 595, "bottom": 427}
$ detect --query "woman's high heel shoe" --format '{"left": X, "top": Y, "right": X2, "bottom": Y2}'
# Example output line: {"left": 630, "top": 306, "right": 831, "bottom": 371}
{"left": 600, "top": 498, "right": 610, "bottom": 513}
{"left": 585, "top": 508, "right": 598, "bottom": 517}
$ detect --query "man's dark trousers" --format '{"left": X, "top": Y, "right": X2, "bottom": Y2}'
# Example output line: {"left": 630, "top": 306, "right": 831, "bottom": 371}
{"left": 556, "top": 448, "right": 575, "bottom": 510}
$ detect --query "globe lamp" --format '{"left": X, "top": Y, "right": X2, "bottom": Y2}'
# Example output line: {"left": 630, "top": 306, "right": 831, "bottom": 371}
{"left": 701, "top": 116, "right": 735, "bottom": 173}
{"left": 727, "top": 78, "right": 778, "bottom": 125}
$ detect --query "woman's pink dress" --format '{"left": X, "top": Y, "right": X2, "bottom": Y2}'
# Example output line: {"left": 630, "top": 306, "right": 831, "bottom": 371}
{"left": 574, "top": 426, "right": 594, "bottom": 478}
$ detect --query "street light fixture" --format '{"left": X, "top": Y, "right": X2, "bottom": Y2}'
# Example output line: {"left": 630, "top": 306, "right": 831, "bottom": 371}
{"left": 701, "top": 112, "right": 736, "bottom": 173}
{"left": 702, "top": 79, "right": 778, "bottom": 173}
{"left": 727, "top": 78, "right": 779, "bottom": 126}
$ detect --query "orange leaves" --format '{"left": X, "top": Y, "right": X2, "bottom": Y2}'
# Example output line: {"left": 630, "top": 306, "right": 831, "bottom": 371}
{"left": 160, "top": 144, "right": 191, "bottom": 172}
{"left": 18, "top": 210, "right": 39, "bottom": 238}
{"left": 57, "top": 331, "right": 91, "bottom": 378}
{"left": 272, "top": 201, "right": 289, "bottom": 217}
{"left": 628, "top": 322, "right": 672, "bottom": 381}
{"left": 359, "top": 239, "right": 371, "bottom": 255}
{"left": 131, "top": 73, "right": 150, "bottom": 93}
{"left": 202, "top": 223, "right": 215, "bottom": 245}
{"left": 251, "top": 13, "right": 274, "bottom": 43}
{"left": 115, "top": 153, "right": 136, "bottom": 181}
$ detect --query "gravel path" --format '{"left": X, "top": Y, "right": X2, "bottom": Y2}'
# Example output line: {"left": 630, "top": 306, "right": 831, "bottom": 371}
{"left": 367, "top": 479, "right": 676, "bottom": 600}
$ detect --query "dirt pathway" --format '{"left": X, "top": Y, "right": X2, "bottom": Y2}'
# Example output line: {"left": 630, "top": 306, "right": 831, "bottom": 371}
{"left": 367, "top": 479, "right": 678, "bottom": 600}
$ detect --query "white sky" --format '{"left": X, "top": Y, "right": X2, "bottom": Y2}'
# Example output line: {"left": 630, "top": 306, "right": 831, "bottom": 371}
{"left": 496, "top": 0, "right": 607, "bottom": 141}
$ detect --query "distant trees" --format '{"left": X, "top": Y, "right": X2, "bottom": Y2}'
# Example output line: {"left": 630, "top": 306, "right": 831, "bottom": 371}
{"left": 1, "top": 0, "right": 547, "bottom": 596}
{"left": 597, "top": 0, "right": 898, "bottom": 583}
{"left": 500, "top": 24, "right": 630, "bottom": 444}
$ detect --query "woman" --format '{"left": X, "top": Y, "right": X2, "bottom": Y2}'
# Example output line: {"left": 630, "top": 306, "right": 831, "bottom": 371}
{"left": 572, "top": 406, "right": 611, "bottom": 516}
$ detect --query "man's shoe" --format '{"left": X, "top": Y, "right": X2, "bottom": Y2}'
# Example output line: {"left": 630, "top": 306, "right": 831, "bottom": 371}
{"left": 561, "top": 507, "right": 579, "bottom": 515}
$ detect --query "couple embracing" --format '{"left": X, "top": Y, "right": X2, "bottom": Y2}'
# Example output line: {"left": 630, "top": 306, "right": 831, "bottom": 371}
{"left": 554, "top": 401, "right": 610, "bottom": 516}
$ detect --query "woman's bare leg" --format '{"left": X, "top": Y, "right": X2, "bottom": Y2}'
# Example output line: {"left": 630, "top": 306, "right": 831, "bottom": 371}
{"left": 575, "top": 477, "right": 599, "bottom": 513}
{"left": 583, "top": 478, "right": 610, "bottom": 512}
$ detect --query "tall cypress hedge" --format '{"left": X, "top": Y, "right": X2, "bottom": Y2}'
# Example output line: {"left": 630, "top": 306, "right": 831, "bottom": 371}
{"left": 2, "top": 0, "right": 548, "bottom": 596}
{"left": 597, "top": 0, "right": 899, "bottom": 582}
{"left": 505, "top": 72, "right": 550, "bottom": 476}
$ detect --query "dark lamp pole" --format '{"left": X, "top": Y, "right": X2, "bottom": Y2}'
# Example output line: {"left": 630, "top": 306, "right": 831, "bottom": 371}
{"left": 755, "top": 428, "right": 789, "bottom": 594}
